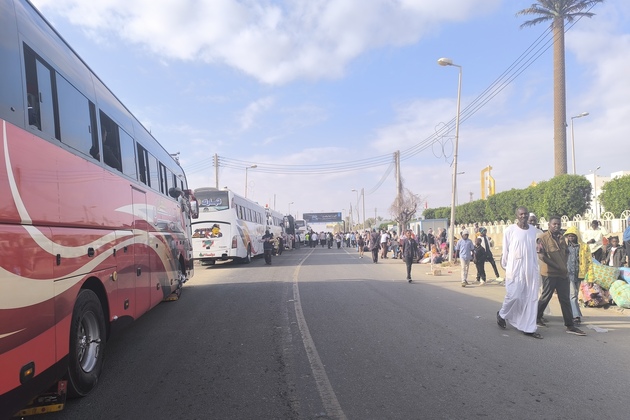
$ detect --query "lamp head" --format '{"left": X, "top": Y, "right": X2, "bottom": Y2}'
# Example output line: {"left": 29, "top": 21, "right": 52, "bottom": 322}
{"left": 437, "top": 57, "right": 453, "bottom": 66}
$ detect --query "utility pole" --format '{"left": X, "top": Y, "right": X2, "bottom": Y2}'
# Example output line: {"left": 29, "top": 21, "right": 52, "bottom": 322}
{"left": 214, "top": 153, "right": 219, "bottom": 189}
{"left": 395, "top": 150, "right": 402, "bottom": 233}
{"left": 362, "top": 188, "right": 365, "bottom": 230}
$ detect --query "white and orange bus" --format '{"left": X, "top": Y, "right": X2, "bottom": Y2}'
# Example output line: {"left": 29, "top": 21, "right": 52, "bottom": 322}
{"left": 191, "top": 187, "right": 266, "bottom": 264}
{"left": 0, "top": 0, "right": 199, "bottom": 416}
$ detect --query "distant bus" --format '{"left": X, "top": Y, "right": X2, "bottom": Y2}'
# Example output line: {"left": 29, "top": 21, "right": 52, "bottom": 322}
{"left": 295, "top": 219, "right": 307, "bottom": 235}
{"left": 0, "top": 0, "right": 199, "bottom": 416}
{"left": 192, "top": 187, "right": 266, "bottom": 264}
{"left": 266, "top": 207, "right": 285, "bottom": 238}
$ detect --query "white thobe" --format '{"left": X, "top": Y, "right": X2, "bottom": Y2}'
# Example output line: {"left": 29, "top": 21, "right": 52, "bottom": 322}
{"left": 498, "top": 224, "right": 540, "bottom": 333}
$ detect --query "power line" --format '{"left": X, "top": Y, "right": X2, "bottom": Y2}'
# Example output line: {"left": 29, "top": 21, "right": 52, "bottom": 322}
{"left": 186, "top": 8, "right": 596, "bottom": 176}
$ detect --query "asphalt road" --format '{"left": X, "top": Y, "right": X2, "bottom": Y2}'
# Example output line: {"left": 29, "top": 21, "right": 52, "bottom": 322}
{"left": 40, "top": 246, "right": 630, "bottom": 420}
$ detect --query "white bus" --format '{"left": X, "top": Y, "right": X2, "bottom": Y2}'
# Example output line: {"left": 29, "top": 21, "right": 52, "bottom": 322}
{"left": 192, "top": 187, "right": 266, "bottom": 264}
{"left": 295, "top": 219, "right": 307, "bottom": 235}
{"left": 266, "top": 207, "right": 285, "bottom": 237}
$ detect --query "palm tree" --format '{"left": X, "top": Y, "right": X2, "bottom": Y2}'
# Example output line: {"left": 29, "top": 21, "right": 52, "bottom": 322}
{"left": 517, "top": 0, "right": 603, "bottom": 176}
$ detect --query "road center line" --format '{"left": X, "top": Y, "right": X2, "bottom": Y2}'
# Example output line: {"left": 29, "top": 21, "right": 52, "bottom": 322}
{"left": 292, "top": 249, "right": 347, "bottom": 420}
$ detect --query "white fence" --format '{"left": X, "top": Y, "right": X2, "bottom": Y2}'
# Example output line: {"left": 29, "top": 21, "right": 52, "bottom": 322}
{"left": 457, "top": 209, "right": 630, "bottom": 245}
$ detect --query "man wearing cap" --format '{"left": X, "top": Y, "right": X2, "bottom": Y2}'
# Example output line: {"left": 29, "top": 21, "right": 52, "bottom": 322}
{"left": 455, "top": 229, "right": 475, "bottom": 287}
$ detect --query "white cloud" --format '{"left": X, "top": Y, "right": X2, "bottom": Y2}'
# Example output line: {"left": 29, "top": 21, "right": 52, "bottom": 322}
{"left": 32, "top": 0, "right": 501, "bottom": 85}
{"left": 238, "top": 96, "right": 275, "bottom": 131}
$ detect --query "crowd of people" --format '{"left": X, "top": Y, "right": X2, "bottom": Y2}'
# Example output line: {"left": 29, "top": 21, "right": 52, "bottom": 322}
{"left": 263, "top": 212, "right": 630, "bottom": 342}
{"left": 495, "top": 208, "right": 630, "bottom": 340}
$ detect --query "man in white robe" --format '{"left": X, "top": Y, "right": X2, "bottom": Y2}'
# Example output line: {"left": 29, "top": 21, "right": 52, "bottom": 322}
{"left": 496, "top": 206, "right": 542, "bottom": 339}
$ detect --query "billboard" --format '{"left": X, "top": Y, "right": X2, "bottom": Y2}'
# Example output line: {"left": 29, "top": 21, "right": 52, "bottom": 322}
{"left": 303, "top": 212, "right": 342, "bottom": 223}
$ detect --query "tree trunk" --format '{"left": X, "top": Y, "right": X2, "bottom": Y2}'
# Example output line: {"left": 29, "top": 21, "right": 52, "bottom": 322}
{"left": 553, "top": 18, "right": 567, "bottom": 176}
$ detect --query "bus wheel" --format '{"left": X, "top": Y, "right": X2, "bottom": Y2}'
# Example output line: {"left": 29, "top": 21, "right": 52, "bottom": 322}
{"left": 67, "top": 289, "right": 106, "bottom": 398}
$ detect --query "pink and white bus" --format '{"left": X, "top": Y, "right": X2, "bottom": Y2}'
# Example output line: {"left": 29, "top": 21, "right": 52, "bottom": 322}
{"left": 0, "top": 0, "right": 199, "bottom": 416}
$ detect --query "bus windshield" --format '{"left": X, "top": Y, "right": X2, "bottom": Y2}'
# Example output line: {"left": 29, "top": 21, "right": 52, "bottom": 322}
{"left": 196, "top": 190, "right": 230, "bottom": 211}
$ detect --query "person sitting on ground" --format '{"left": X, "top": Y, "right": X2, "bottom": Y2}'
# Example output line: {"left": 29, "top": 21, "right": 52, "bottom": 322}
{"left": 431, "top": 245, "right": 443, "bottom": 264}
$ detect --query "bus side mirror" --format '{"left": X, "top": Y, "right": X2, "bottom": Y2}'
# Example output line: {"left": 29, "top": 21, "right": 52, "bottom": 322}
{"left": 189, "top": 198, "right": 199, "bottom": 219}
{"left": 169, "top": 187, "right": 183, "bottom": 199}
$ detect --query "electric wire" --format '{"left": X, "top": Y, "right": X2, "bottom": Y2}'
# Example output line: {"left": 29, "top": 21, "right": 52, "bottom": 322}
{"left": 185, "top": 7, "right": 597, "bottom": 176}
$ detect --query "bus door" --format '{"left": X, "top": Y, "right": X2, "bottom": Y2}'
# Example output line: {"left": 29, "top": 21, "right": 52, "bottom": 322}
{"left": 132, "top": 187, "right": 151, "bottom": 317}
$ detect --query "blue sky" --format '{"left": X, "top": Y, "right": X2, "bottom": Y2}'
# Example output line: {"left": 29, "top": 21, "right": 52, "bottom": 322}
{"left": 31, "top": 0, "right": 630, "bottom": 223}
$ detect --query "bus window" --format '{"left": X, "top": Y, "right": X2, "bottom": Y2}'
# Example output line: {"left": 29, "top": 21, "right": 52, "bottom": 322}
{"left": 23, "top": 45, "right": 56, "bottom": 138}
{"left": 119, "top": 128, "right": 137, "bottom": 179}
{"left": 99, "top": 112, "right": 122, "bottom": 171}
{"left": 57, "top": 74, "right": 93, "bottom": 157}
{"left": 137, "top": 145, "right": 149, "bottom": 185}
{"left": 148, "top": 152, "right": 160, "bottom": 191}
{"left": 160, "top": 163, "right": 174, "bottom": 195}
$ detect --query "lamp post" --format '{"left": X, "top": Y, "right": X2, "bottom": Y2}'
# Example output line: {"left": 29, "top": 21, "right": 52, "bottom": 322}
{"left": 437, "top": 57, "right": 462, "bottom": 263}
{"left": 570, "top": 112, "right": 589, "bottom": 175}
{"left": 288, "top": 202, "right": 294, "bottom": 217}
{"left": 244, "top": 164, "right": 257, "bottom": 198}
{"left": 591, "top": 165, "right": 600, "bottom": 219}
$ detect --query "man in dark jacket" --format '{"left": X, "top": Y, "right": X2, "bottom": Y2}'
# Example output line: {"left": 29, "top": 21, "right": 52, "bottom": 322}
{"left": 536, "top": 216, "right": 586, "bottom": 336}
{"left": 370, "top": 229, "right": 381, "bottom": 263}
{"left": 402, "top": 230, "right": 418, "bottom": 282}
{"left": 262, "top": 230, "right": 273, "bottom": 265}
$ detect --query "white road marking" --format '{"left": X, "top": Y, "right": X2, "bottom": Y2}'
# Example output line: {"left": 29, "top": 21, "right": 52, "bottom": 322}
{"left": 292, "top": 249, "right": 347, "bottom": 420}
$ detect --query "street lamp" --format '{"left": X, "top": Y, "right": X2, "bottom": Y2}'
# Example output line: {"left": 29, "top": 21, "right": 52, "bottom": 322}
{"left": 437, "top": 57, "right": 462, "bottom": 263}
{"left": 244, "top": 164, "right": 257, "bottom": 198}
{"left": 288, "top": 201, "right": 294, "bottom": 216}
{"left": 570, "top": 112, "right": 589, "bottom": 175}
{"left": 591, "top": 165, "right": 601, "bottom": 219}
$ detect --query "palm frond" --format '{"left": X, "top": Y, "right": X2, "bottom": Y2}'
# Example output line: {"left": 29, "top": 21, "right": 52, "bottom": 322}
{"left": 517, "top": 0, "right": 604, "bottom": 28}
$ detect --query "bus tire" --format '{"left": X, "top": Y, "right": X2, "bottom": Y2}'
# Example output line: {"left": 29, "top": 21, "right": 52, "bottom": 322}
{"left": 67, "top": 289, "right": 106, "bottom": 398}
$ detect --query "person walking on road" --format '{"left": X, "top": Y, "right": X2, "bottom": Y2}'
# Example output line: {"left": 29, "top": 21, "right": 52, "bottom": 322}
{"left": 455, "top": 230, "right": 475, "bottom": 287}
{"left": 473, "top": 238, "right": 487, "bottom": 284}
{"left": 380, "top": 230, "right": 390, "bottom": 259}
{"left": 357, "top": 232, "right": 366, "bottom": 258}
{"left": 479, "top": 227, "right": 502, "bottom": 282}
{"left": 262, "top": 230, "right": 274, "bottom": 265}
{"left": 564, "top": 225, "right": 592, "bottom": 326}
{"left": 496, "top": 206, "right": 542, "bottom": 339}
{"left": 536, "top": 216, "right": 586, "bottom": 336}
{"left": 370, "top": 229, "right": 381, "bottom": 263}
{"left": 402, "top": 230, "right": 418, "bottom": 282}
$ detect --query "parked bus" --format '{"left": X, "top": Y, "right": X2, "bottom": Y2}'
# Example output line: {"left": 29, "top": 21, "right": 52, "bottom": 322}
{"left": 295, "top": 219, "right": 307, "bottom": 235}
{"left": 0, "top": 0, "right": 199, "bottom": 416}
{"left": 266, "top": 207, "right": 285, "bottom": 238}
{"left": 192, "top": 187, "right": 267, "bottom": 264}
